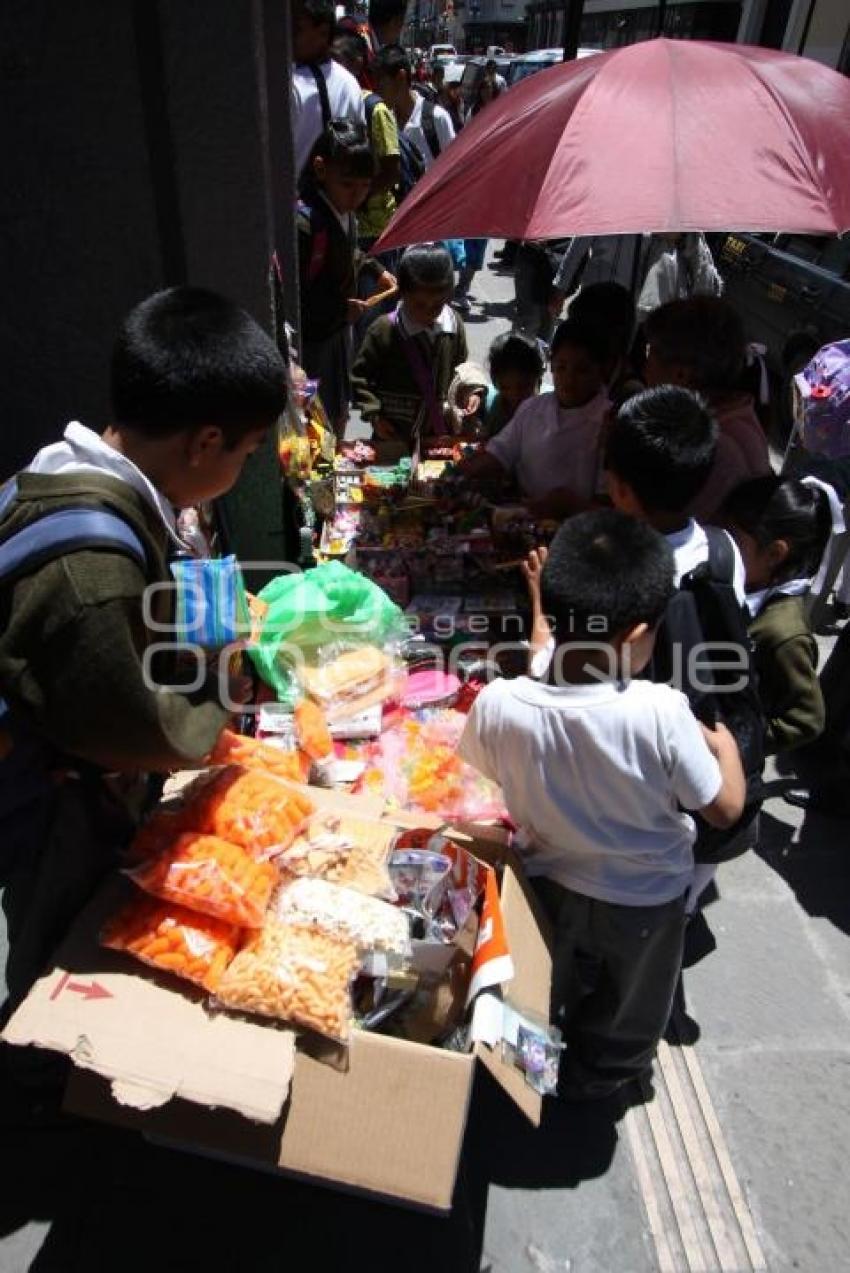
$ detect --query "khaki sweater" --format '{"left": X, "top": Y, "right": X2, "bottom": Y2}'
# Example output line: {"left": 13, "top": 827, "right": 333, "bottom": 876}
{"left": 350, "top": 309, "right": 468, "bottom": 446}
{"left": 750, "top": 594, "right": 824, "bottom": 754}
{"left": 0, "top": 471, "right": 228, "bottom": 772}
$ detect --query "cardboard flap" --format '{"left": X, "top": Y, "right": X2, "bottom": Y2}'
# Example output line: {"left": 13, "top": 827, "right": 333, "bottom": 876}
{"left": 472, "top": 857, "right": 552, "bottom": 1125}
{"left": 2, "top": 879, "right": 296, "bottom": 1125}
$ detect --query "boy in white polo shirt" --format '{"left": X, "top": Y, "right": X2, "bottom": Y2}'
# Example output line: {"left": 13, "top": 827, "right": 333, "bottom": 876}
{"left": 459, "top": 510, "right": 745, "bottom": 1099}
{"left": 460, "top": 319, "right": 611, "bottom": 520}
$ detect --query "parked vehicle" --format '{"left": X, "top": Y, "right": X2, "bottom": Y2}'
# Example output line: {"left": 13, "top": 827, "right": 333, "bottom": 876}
{"left": 430, "top": 43, "right": 457, "bottom": 60}
{"left": 506, "top": 46, "right": 600, "bottom": 87}
{"left": 710, "top": 232, "right": 850, "bottom": 435}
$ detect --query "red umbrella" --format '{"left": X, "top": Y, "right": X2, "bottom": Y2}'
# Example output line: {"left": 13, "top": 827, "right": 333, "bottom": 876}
{"left": 376, "top": 39, "right": 850, "bottom": 249}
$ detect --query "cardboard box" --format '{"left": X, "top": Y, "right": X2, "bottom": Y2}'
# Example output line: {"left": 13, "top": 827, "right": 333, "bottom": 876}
{"left": 3, "top": 791, "right": 552, "bottom": 1213}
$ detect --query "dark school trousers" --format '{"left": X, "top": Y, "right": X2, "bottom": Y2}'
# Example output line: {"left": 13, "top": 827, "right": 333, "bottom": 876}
{"left": 532, "top": 877, "right": 686, "bottom": 1088}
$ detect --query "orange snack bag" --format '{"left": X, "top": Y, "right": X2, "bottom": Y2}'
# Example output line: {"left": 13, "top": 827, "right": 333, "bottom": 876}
{"left": 294, "top": 699, "right": 333, "bottom": 761}
{"left": 216, "top": 919, "right": 358, "bottom": 1041}
{"left": 128, "top": 830, "right": 277, "bottom": 928}
{"left": 101, "top": 893, "right": 240, "bottom": 991}
{"left": 208, "top": 730, "right": 308, "bottom": 783}
{"left": 180, "top": 765, "right": 314, "bottom": 857}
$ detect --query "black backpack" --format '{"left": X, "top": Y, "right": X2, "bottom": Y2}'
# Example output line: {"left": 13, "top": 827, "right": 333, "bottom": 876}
{"left": 365, "top": 92, "right": 429, "bottom": 203}
{"left": 646, "top": 527, "right": 766, "bottom": 862}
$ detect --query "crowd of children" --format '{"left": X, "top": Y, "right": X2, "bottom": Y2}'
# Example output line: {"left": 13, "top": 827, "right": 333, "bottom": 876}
{"left": 1, "top": 1, "right": 847, "bottom": 1116}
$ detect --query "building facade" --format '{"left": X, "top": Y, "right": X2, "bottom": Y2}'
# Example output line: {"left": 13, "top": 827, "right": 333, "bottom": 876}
{"left": 524, "top": 0, "right": 850, "bottom": 70}
{"left": 407, "top": 1, "right": 532, "bottom": 52}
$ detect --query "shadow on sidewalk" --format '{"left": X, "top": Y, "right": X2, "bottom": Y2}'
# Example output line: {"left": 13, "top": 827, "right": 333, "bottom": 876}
{"left": 1, "top": 1055, "right": 632, "bottom": 1272}
{"left": 757, "top": 808, "right": 850, "bottom": 938}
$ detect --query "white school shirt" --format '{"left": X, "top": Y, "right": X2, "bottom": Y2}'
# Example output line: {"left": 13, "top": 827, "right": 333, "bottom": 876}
{"left": 403, "top": 94, "right": 455, "bottom": 167}
{"left": 486, "top": 389, "right": 610, "bottom": 503}
{"left": 293, "top": 60, "right": 366, "bottom": 176}
{"left": 459, "top": 677, "right": 721, "bottom": 906}
{"left": 664, "top": 519, "right": 746, "bottom": 603}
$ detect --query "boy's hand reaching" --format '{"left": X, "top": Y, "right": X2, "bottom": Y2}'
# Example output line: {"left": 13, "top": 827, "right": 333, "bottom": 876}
{"left": 522, "top": 547, "right": 554, "bottom": 671}
{"left": 346, "top": 298, "right": 368, "bottom": 323}
{"left": 521, "top": 546, "right": 549, "bottom": 599}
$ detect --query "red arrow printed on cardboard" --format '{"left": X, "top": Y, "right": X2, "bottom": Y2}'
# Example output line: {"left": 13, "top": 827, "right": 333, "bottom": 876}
{"left": 50, "top": 972, "right": 113, "bottom": 1002}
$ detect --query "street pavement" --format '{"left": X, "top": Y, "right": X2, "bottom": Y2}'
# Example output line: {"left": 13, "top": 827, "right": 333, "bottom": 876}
{"left": 2, "top": 249, "right": 849, "bottom": 1271}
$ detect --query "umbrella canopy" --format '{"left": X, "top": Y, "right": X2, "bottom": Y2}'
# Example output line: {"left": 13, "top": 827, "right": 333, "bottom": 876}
{"left": 376, "top": 39, "right": 850, "bottom": 250}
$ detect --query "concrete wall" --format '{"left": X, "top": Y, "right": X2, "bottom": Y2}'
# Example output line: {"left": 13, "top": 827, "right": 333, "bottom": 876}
{"left": 0, "top": 0, "right": 298, "bottom": 571}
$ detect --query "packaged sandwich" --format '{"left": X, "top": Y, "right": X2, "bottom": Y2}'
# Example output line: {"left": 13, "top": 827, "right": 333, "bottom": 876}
{"left": 101, "top": 893, "right": 241, "bottom": 992}
{"left": 216, "top": 920, "right": 358, "bottom": 1041}
{"left": 298, "top": 644, "right": 401, "bottom": 718}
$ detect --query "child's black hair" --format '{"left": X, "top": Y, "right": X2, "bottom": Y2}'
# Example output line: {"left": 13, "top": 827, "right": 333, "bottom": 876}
{"left": 488, "top": 332, "right": 545, "bottom": 383}
{"left": 398, "top": 243, "right": 454, "bottom": 292}
{"left": 301, "top": 119, "right": 375, "bottom": 193}
{"left": 605, "top": 386, "right": 718, "bottom": 513}
{"left": 570, "top": 282, "right": 636, "bottom": 357}
{"left": 297, "top": 1, "right": 336, "bottom": 30}
{"left": 549, "top": 317, "right": 609, "bottom": 368}
{"left": 541, "top": 508, "right": 675, "bottom": 641}
{"left": 370, "top": 0, "right": 408, "bottom": 23}
{"left": 374, "top": 42, "right": 411, "bottom": 79}
{"left": 111, "top": 287, "right": 287, "bottom": 444}
{"left": 644, "top": 296, "right": 747, "bottom": 393}
{"left": 723, "top": 475, "right": 833, "bottom": 584}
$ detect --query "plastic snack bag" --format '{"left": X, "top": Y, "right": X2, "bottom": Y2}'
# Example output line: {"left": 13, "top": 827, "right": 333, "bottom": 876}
{"left": 177, "top": 765, "right": 314, "bottom": 857}
{"left": 170, "top": 554, "right": 252, "bottom": 649}
{"left": 207, "top": 729, "right": 308, "bottom": 783}
{"left": 501, "top": 1011, "right": 564, "bottom": 1097}
{"left": 128, "top": 831, "right": 278, "bottom": 928}
{"left": 101, "top": 893, "right": 240, "bottom": 992}
{"left": 293, "top": 698, "right": 333, "bottom": 761}
{"left": 280, "top": 812, "right": 398, "bottom": 899}
{"left": 272, "top": 877, "right": 411, "bottom": 959}
{"left": 216, "top": 920, "right": 358, "bottom": 1041}
{"left": 389, "top": 849, "right": 453, "bottom": 918}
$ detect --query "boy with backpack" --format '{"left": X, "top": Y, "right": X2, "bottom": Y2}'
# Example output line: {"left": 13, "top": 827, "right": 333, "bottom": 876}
{"left": 0, "top": 287, "right": 287, "bottom": 1010}
{"left": 374, "top": 44, "right": 455, "bottom": 176}
{"left": 603, "top": 386, "right": 766, "bottom": 914}
{"left": 461, "top": 509, "right": 746, "bottom": 1099}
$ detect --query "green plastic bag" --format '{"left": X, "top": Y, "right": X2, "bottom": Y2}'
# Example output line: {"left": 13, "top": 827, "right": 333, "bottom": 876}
{"left": 248, "top": 562, "right": 406, "bottom": 700}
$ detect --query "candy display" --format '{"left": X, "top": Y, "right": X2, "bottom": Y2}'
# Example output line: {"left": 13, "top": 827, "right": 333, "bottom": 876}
{"left": 101, "top": 893, "right": 240, "bottom": 992}
{"left": 216, "top": 920, "right": 359, "bottom": 1042}
{"left": 358, "top": 712, "right": 506, "bottom": 822}
{"left": 174, "top": 766, "right": 314, "bottom": 857}
{"left": 271, "top": 877, "right": 412, "bottom": 959}
{"left": 128, "top": 831, "right": 278, "bottom": 928}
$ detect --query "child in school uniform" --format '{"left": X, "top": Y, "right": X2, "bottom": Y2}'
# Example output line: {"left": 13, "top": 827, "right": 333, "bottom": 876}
{"left": 460, "top": 510, "right": 745, "bottom": 1098}
{"left": 351, "top": 242, "right": 467, "bottom": 454}
{"left": 298, "top": 119, "right": 397, "bottom": 439}
{"left": 482, "top": 332, "right": 545, "bottom": 439}
{"left": 0, "top": 287, "right": 287, "bottom": 1013}
{"left": 461, "top": 318, "right": 611, "bottom": 519}
{"left": 723, "top": 475, "right": 832, "bottom": 755}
